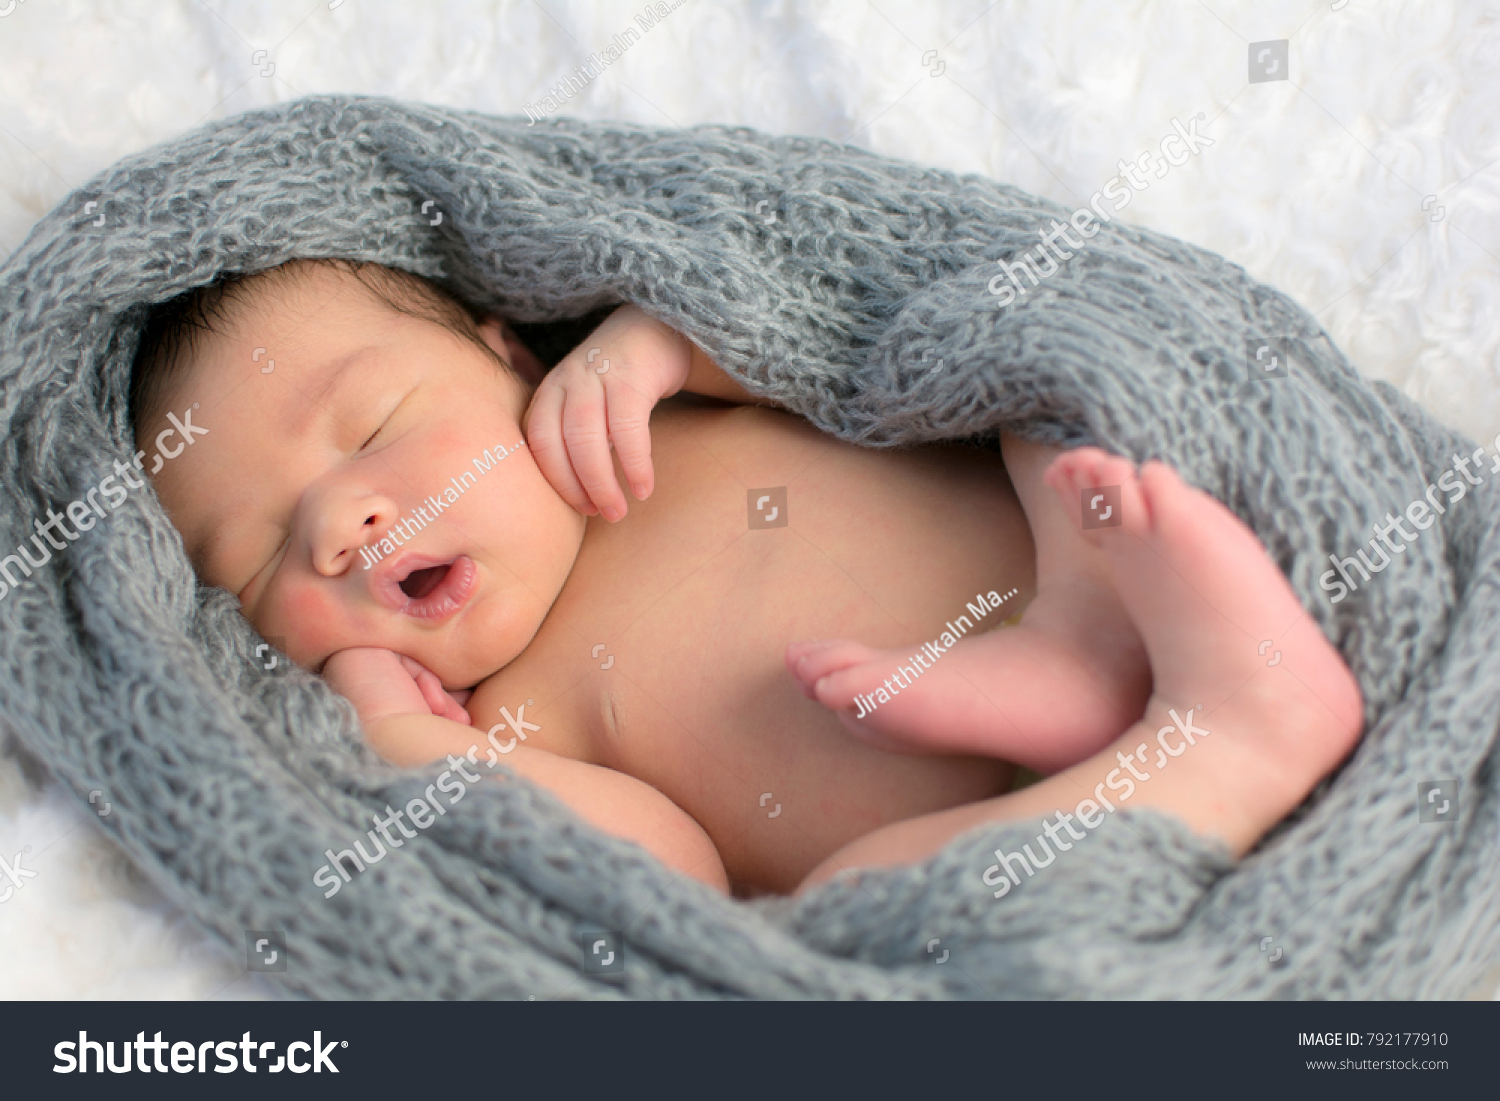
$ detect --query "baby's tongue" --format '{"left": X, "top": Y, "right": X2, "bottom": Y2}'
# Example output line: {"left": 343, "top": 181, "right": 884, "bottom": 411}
{"left": 401, "top": 563, "right": 449, "bottom": 599}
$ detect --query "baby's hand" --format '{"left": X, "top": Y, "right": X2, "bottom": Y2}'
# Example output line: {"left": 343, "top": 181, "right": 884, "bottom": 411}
{"left": 322, "top": 647, "right": 472, "bottom": 728}
{"left": 522, "top": 304, "right": 692, "bottom": 520}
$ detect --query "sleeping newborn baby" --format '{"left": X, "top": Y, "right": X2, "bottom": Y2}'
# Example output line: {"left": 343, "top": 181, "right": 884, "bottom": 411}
{"left": 134, "top": 259, "right": 1362, "bottom": 897}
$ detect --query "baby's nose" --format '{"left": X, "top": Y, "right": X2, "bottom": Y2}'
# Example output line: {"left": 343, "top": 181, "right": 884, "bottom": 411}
{"left": 308, "top": 492, "right": 402, "bottom": 576}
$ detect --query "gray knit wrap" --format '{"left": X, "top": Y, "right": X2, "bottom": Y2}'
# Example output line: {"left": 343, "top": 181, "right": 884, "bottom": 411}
{"left": 2, "top": 95, "right": 1494, "bottom": 998}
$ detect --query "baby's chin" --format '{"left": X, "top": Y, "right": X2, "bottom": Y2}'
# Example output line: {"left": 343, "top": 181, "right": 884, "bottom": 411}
{"left": 438, "top": 656, "right": 508, "bottom": 692}
{"left": 426, "top": 621, "right": 538, "bottom": 691}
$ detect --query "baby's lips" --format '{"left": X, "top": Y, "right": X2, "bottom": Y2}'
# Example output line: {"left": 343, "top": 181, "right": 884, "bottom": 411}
{"left": 372, "top": 552, "right": 448, "bottom": 612}
{"left": 371, "top": 552, "right": 476, "bottom": 623}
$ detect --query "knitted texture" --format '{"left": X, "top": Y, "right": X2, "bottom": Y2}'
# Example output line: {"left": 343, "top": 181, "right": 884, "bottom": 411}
{"left": 2, "top": 95, "right": 1495, "bottom": 998}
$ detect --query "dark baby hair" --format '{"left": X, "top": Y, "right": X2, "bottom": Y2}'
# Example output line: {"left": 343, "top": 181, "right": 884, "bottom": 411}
{"left": 128, "top": 258, "right": 513, "bottom": 445}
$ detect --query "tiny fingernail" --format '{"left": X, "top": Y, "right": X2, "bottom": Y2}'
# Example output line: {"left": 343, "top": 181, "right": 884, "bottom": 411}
{"left": 632, "top": 483, "right": 648, "bottom": 499}
{"left": 603, "top": 505, "right": 623, "bottom": 522}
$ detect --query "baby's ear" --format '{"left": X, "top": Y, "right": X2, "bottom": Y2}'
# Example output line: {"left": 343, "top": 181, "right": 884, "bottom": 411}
{"left": 477, "top": 316, "right": 546, "bottom": 388}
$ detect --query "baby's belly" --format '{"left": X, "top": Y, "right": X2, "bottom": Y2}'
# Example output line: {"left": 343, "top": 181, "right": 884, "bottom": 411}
{"left": 599, "top": 609, "right": 1020, "bottom": 896}
{"left": 553, "top": 404, "right": 1035, "bottom": 894}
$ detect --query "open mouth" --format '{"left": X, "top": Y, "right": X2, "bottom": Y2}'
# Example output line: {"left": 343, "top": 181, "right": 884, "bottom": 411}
{"left": 377, "top": 554, "right": 477, "bottom": 622}
{"left": 400, "top": 563, "right": 451, "bottom": 600}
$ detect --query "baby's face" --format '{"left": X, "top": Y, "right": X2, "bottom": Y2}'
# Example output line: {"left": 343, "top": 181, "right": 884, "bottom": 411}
{"left": 150, "top": 266, "right": 584, "bottom": 687}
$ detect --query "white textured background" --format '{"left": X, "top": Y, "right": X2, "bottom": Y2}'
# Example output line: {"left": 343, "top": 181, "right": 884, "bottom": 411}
{"left": 0, "top": 0, "right": 1495, "bottom": 998}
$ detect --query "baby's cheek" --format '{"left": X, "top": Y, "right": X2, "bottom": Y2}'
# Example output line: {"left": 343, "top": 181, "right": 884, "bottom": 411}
{"left": 271, "top": 584, "right": 349, "bottom": 661}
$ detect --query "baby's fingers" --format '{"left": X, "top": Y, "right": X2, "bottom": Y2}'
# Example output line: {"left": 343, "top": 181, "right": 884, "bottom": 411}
{"left": 326, "top": 647, "right": 428, "bottom": 724}
{"left": 524, "top": 382, "right": 597, "bottom": 516}
{"left": 407, "top": 661, "right": 472, "bottom": 724}
{"left": 604, "top": 375, "right": 656, "bottom": 502}
{"left": 562, "top": 385, "right": 628, "bottom": 520}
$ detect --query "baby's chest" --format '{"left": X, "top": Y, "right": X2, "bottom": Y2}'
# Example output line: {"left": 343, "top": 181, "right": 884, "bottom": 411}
{"left": 541, "top": 405, "right": 1030, "bottom": 711}
{"left": 571, "top": 404, "right": 1020, "bottom": 650}
{"left": 480, "top": 407, "right": 1028, "bottom": 889}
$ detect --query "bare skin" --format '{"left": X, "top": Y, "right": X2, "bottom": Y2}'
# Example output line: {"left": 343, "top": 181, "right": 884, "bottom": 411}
{"left": 148, "top": 262, "right": 1363, "bottom": 902}
{"left": 787, "top": 433, "right": 1153, "bottom": 774}
{"left": 458, "top": 400, "right": 1030, "bottom": 895}
{"left": 795, "top": 450, "right": 1363, "bottom": 892}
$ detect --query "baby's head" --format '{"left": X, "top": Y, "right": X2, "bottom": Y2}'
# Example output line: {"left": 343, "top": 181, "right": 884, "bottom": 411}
{"left": 131, "top": 258, "right": 585, "bottom": 687}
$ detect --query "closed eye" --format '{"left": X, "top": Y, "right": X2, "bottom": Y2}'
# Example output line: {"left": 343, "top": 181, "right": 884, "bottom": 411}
{"left": 359, "top": 419, "right": 388, "bottom": 451}
{"left": 235, "top": 530, "right": 290, "bottom": 603}
{"left": 358, "top": 392, "right": 409, "bottom": 452}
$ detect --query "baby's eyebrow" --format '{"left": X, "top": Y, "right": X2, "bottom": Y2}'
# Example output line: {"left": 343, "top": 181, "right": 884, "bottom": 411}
{"left": 283, "top": 345, "right": 379, "bottom": 443}
{"left": 307, "top": 346, "right": 378, "bottom": 405}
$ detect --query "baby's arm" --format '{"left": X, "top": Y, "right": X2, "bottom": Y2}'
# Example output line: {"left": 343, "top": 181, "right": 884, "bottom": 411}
{"left": 678, "top": 335, "right": 763, "bottom": 404}
{"left": 370, "top": 713, "right": 728, "bottom": 892}
{"left": 324, "top": 648, "right": 729, "bottom": 893}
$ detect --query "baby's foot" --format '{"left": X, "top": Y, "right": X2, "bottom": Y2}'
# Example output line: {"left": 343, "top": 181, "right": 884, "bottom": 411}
{"left": 785, "top": 570, "right": 1151, "bottom": 774}
{"left": 1044, "top": 449, "right": 1363, "bottom": 851}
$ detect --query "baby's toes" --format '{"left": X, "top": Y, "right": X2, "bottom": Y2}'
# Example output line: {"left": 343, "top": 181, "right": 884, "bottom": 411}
{"left": 1044, "top": 446, "right": 1113, "bottom": 493}
{"left": 1133, "top": 460, "right": 1259, "bottom": 559}
{"left": 786, "top": 639, "right": 878, "bottom": 698}
{"left": 809, "top": 661, "right": 878, "bottom": 713}
{"left": 1045, "top": 448, "right": 1143, "bottom": 545}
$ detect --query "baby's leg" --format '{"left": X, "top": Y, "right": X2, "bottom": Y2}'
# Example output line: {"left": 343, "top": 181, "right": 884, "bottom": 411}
{"left": 795, "top": 451, "right": 1362, "bottom": 893}
{"left": 786, "top": 434, "right": 1150, "bottom": 774}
